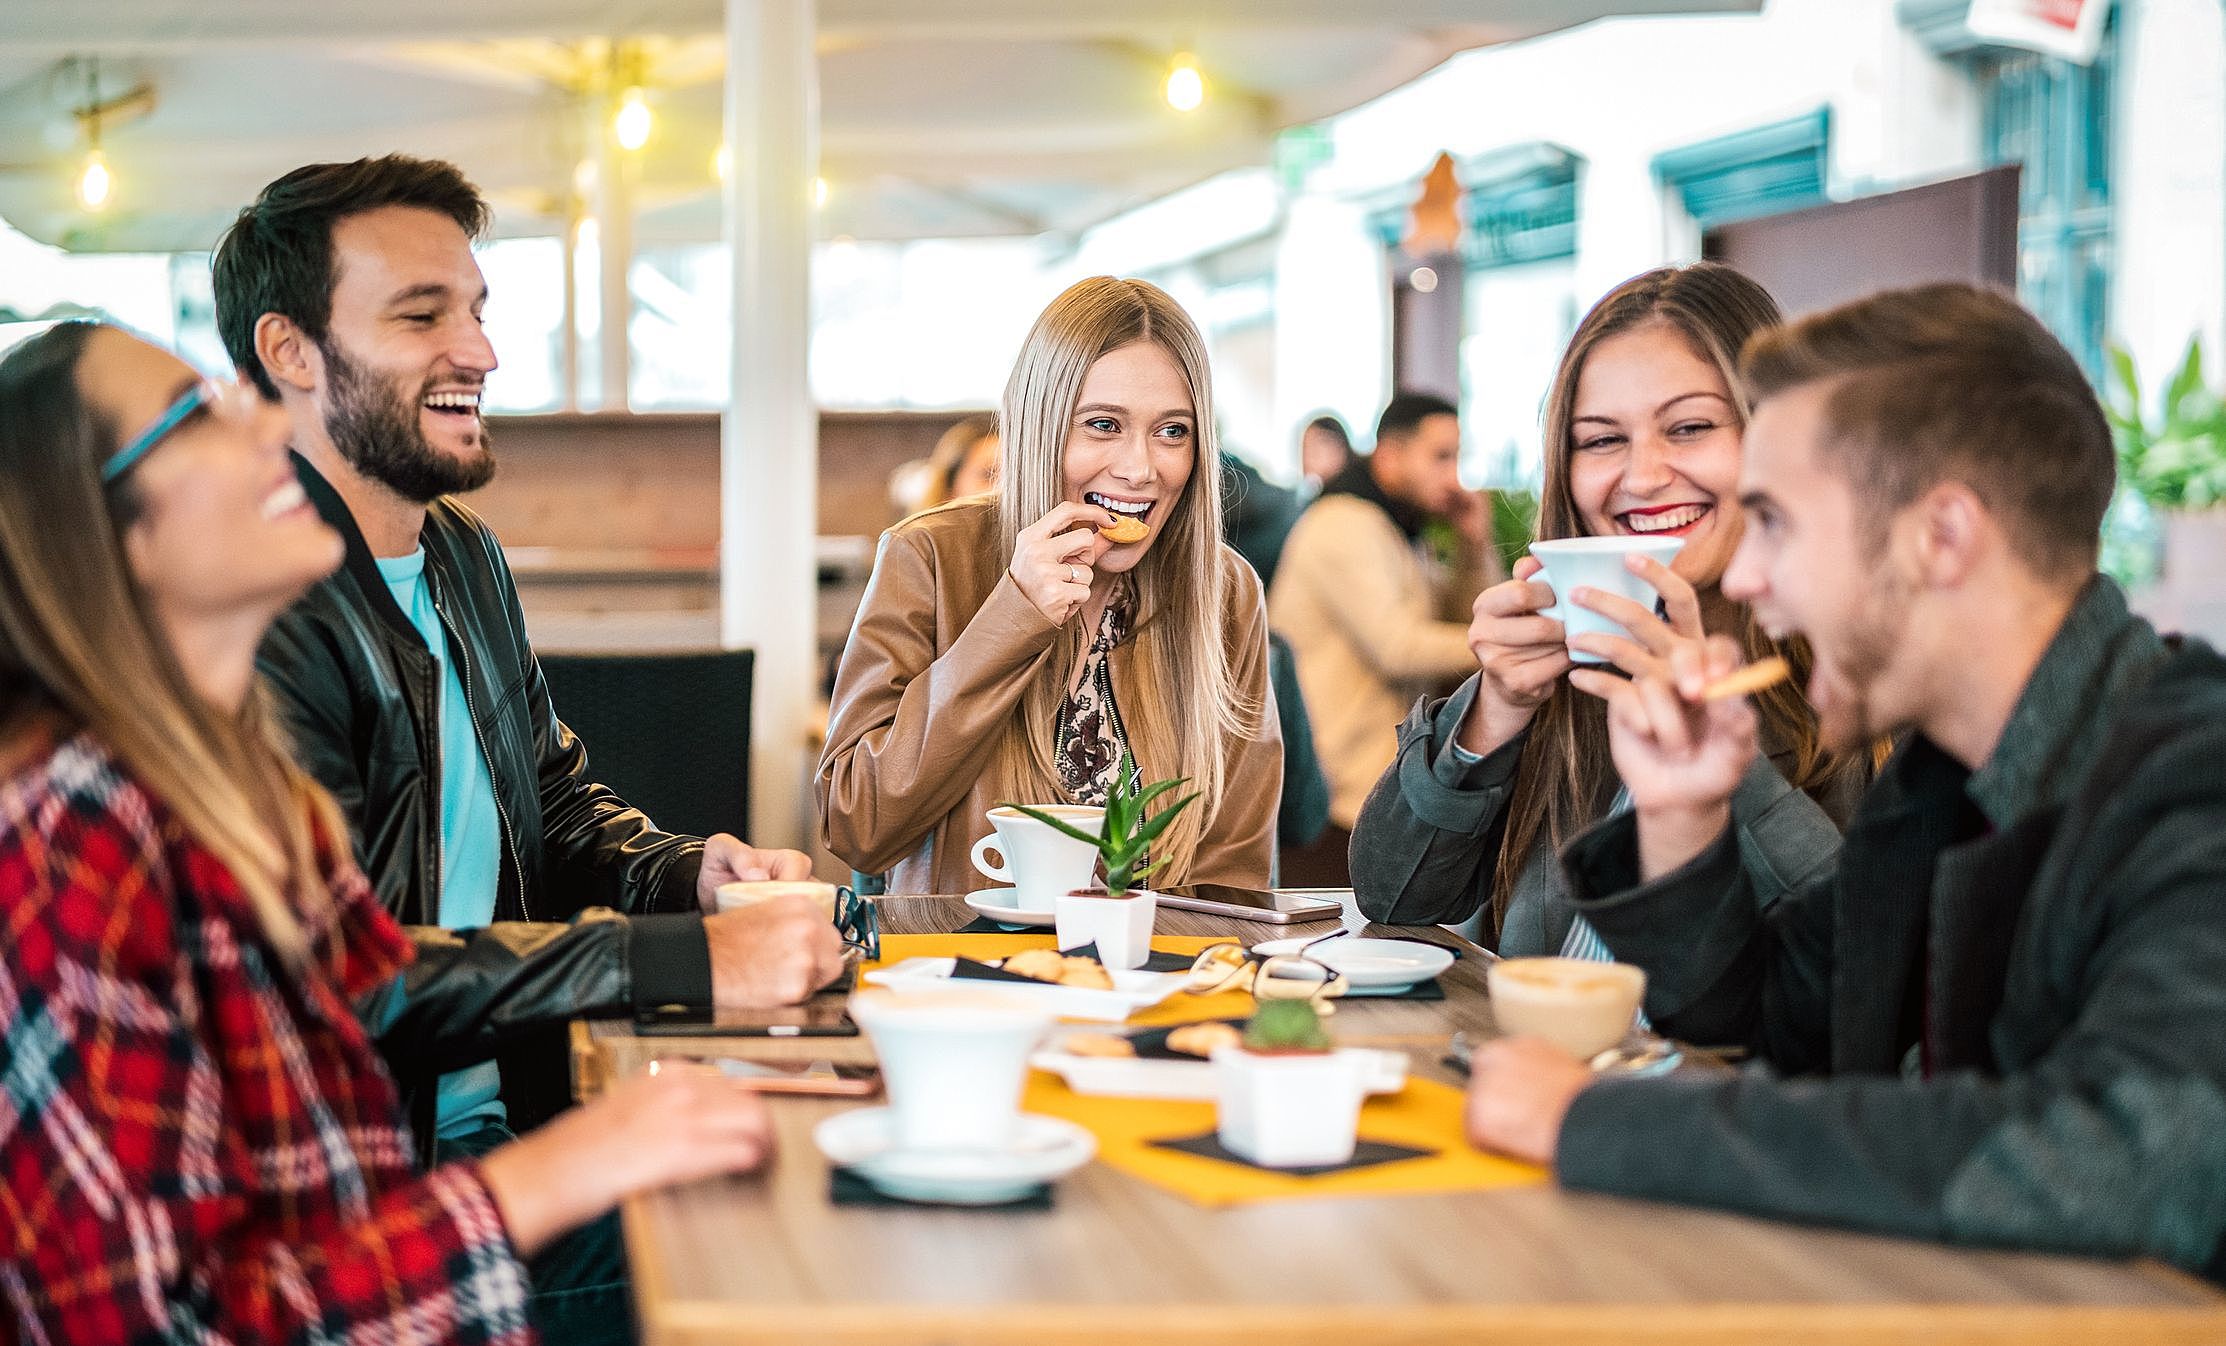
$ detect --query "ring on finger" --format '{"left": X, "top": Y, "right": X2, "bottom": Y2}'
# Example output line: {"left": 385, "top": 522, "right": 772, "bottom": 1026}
{"left": 1067, "top": 564, "right": 1081, "bottom": 585}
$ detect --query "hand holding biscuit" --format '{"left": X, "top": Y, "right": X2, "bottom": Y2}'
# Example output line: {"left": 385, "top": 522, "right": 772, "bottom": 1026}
{"left": 1010, "top": 501, "right": 1116, "bottom": 626}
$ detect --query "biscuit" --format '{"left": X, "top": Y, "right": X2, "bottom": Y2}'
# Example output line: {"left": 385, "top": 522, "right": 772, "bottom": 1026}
{"left": 1098, "top": 515, "right": 1150, "bottom": 545}
{"left": 1166, "top": 1022, "right": 1243, "bottom": 1058}
{"left": 1062, "top": 1033, "right": 1135, "bottom": 1058}
{"left": 1056, "top": 957, "right": 1115, "bottom": 990}
{"left": 998, "top": 949, "right": 1067, "bottom": 983}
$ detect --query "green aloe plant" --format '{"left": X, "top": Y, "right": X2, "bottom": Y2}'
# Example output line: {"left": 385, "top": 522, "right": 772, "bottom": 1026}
{"left": 1002, "top": 751, "right": 1197, "bottom": 897}
{"left": 1243, "top": 999, "right": 1333, "bottom": 1053}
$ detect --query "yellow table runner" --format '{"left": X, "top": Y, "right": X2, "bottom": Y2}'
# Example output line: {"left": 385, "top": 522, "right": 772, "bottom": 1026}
{"left": 863, "top": 933, "right": 1547, "bottom": 1206}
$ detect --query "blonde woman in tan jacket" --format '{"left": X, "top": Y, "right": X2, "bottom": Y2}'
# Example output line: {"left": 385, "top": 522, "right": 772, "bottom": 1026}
{"left": 819, "top": 277, "right": 1282, "bottom": 895}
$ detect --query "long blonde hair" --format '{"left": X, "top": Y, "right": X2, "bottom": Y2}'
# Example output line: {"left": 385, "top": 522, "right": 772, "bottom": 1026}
{"left": 1495, "top": 264, "right": 1850, "bottom": 927}
{"left": 993, "top": 278, "right": 1260, "bottom": 879}
{"left": 0, "top": 323, "right": 342, "bottom": 967}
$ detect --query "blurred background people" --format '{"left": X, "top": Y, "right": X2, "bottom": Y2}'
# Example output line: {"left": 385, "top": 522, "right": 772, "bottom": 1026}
{"left": 1271, "top": 391, "right": 1502, "bottom": 885}
{"left": 1299, "top": 411, "right": 1356, "bottom": 497}
{"left": 918, "top": 412, "right": 1001, "bottom": 510}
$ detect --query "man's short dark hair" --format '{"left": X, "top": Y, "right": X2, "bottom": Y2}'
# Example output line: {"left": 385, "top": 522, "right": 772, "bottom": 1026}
{"left": 1375, "top": 391, "right": 1459, "bottom": 446}
{"left": 212, "top": 155, "right": 491, "bottom": 398}
{"left": 1303, "top": 412, "right": 1352, "bottom": 449}
{"left": 1742, "top": 283, "right": 2114, "bottom": 579}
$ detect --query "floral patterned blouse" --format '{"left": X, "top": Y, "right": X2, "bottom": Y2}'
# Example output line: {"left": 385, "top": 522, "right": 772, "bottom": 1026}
{"left": 1058, "top": 590, "right": 1141, "bottom": 805}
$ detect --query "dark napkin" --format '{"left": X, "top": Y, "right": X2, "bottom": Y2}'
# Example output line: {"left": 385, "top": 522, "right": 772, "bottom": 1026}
{"left": 1124, "top": 1019, "right": 1247, "bottom": 1061}
{"left": 947, "top": 957, "right": 1047, "bottom": 985}
{"left": 829, "top": 1166, "right": 1053, "bottom": 1210}
{"left": 955, "top": 916, "right": 1035, "bottom": 934}
{"left": 1339, "top": 976, "right": 1445, "bottom": 1001}
{"left": 1147, "top": 1131, "right": 1437, "bottom": 1177}
{"left": 1058, "top": 941, "right": 1193, "bottom": 973}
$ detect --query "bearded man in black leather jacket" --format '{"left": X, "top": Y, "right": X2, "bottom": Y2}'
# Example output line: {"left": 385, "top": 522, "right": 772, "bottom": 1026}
{"left": 218, "top": 155, "right": 845, "bottom": 1346}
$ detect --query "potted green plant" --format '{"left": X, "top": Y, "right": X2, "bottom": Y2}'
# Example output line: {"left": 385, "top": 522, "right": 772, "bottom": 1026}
{"left": 1212, "top": 1000, "right": 1371, "bottom": 1167}
{"left": 2104, "top": 336, "right": 2226, "bottom": 593}
{"left": 1005, "top": 753, "right": 1196, "bottom": 969}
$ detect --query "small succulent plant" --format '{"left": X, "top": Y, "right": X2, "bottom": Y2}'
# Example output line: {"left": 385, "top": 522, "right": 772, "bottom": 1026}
{"left": 1243, "top": 999, "right": 1334, "bottom": 1054}
{"left": 1005, "top": 751, "right": 1197, "bottom": 897}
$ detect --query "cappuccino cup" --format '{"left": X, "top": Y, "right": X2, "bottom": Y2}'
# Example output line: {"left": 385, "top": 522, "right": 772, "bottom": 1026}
{"left": 1487, "top": 956, "right": 1647, "bottom": 1060}
{"left": 971, "top": 805, "right": 1104, "bottom": 912}
{"left": 713, "top": 879, "right": 840, "bottom": 919}
{"left": 1528, "top": 536, "right": 1685, "bottom": 665}
{"left": 849, "top": 990, "right": 1053, "bottom": 1151}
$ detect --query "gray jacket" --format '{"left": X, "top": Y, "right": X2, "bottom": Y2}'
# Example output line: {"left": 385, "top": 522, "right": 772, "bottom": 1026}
{"left": 1557, "top": 579, "right": 2226, "bottom": 1274}
{"left": 1349, "top": 673, "right": 1858, "bottom": 953}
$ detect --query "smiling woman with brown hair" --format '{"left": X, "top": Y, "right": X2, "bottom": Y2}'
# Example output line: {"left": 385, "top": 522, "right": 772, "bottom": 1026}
{"left": 819, "top": 276, "right": 1281, "bottom": 895}
{"left": 1349, "top": 263, "right": 1867, "bottom": 954}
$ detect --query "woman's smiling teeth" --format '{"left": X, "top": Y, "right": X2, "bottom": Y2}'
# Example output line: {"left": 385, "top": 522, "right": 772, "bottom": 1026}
{"left": 1085, "top": 490, "right": 1153, "bottom": 520}
{"left": 1619, "top": 503, "right": 1709, "bottom": 534}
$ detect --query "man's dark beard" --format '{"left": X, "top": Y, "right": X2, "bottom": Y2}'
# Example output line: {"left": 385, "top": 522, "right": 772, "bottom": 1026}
{"left": 322, "top": 340, "right": 495, "bottom": 504}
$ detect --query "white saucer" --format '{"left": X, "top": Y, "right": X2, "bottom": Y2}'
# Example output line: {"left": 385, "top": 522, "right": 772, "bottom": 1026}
{"left": 813, "top": 1107, "right": 1095, "bottom": 1204}
{"left": 1250, "top": 936, "right": 1456, "bottom": 989}
{"left": 962, "top": 888, "right": 1057, "bottom": 928}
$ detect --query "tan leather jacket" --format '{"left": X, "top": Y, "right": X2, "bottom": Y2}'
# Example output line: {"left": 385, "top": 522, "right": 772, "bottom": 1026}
{"left": 818, "top": 498, "right": 1281, "bottom": 896}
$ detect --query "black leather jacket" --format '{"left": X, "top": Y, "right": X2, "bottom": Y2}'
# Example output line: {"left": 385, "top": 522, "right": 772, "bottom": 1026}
{"left": 258, "top": 454, "right": 714, "bottom": 1152}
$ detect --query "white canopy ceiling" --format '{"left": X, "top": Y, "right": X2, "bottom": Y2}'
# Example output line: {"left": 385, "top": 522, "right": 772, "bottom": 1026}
{"left": 0, "top": 0, "right": 1760, "bottom": 252}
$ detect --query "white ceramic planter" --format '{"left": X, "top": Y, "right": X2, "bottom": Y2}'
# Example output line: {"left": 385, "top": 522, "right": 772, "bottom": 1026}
{"left": 1054, "top": 889, "right": 1157, "bottom": 969}
{"left": 1211, "top": 1047, "right": 1372, "bottom": 1167}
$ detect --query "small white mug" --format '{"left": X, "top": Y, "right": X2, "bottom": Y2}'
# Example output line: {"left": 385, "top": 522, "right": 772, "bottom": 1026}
{"left": 848, "top": 990, "right": 1053, "bottom": 1151}
{"left": 1054, "top": 890, "right": 1158, "bottom": 970}
{"left": 1528, "top": 536, "right": 1685, "bottom": 665}
{"left": 971, "top": 805, "right": 1105, "bottom": 912}
{"left": 712, "top": 879, "right": 840, "bottom": 918}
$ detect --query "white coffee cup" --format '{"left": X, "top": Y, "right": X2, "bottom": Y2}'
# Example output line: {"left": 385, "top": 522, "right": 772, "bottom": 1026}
{"left": 1054, "top": 890, "right": 1158, "bottom": 970}
{"left": 1528, "top": 536, "right": 1686, "bottom": 664}
{"left": 848, "top": 990, "right": 1054, "bottom": 1151}
{"left": 712, "top": 879, "right": 840, "bottom": 918}
{"left": 1486, "top": 956, "right": 1647, "bottom": 1060}
{"left": 971, "top": 805, "right": 1105, "bottom": 913}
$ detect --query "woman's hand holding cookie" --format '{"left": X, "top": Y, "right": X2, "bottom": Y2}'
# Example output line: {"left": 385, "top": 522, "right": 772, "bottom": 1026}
{"left": 1011, "top": 501, "right": 1116, "bottom": 625}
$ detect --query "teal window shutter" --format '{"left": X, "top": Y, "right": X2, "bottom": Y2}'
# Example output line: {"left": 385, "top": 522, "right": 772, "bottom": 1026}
{"left": 1461, "top": 143, "right": 1581, "bottom": 271}
{"left": 1653, "top": 109, "right": 1833, "bottom": 230}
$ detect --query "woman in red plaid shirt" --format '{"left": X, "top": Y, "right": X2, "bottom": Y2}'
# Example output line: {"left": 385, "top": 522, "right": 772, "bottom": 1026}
{"left": 0, "top": 323, "right": 779, "bottom": 1344}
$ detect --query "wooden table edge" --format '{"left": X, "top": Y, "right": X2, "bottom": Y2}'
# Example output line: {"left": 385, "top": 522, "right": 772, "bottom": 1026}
{"left": 636, "top": 1297, "right": 2226, "bottom": 1345}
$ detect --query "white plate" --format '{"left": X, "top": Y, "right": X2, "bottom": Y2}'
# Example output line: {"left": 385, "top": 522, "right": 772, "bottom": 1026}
{"left": 1249, "top": 936, "right": 1457, "bottom": 989}
{"left": 961, "top": 888, "right": 1056, "bottom": 928}
{"left": 813, "top": 1107, "right": 1095, "bottom": 1204}
{"left": 1031, "top": 1038, "right": 1408, "bottom": 1101}
{"left": 862, "top": 957, "right": 1188, "bottom": 1022}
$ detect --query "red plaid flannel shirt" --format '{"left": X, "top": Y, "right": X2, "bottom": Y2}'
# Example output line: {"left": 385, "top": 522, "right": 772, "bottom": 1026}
{"left": 1, "top": 728, "right": 534, "bottom": 1344}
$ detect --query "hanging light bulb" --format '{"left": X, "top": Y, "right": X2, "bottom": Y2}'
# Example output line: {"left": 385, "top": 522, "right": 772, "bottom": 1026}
{"left": 1164, "top": 53, "right": 1204, "bottom": 113}
{"left": 813, "top": 176, "right": 830, "bottom": 209}
{"left": 77, "top": 147, "right": 112, "bottom": 211}
{"left": 713, "top": 143, "right": 730, "bottom": 182}
{"left": 613, "top": 86, "right": 653, "bottom": 151}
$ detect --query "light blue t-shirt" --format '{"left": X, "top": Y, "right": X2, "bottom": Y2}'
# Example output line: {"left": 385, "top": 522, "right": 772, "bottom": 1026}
{"left": 377, "top": 549, "right": 507, "bottom": 1139}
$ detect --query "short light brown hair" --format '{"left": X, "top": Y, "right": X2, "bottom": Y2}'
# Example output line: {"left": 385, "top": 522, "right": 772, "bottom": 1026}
{"left": 1742, "top": 283, "right": 2114, "bottom": 578}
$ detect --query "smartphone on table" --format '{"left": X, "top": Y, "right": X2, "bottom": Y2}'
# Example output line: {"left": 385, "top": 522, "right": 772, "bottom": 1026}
{"left": 648, "top": 1056, "right": 881, "bottom": 1096}
{"left": 633, "top": 999, "right": 859, "bottom": 1038}
{"left": 1154, "top": 884, "right": 1346, "bottom": 924}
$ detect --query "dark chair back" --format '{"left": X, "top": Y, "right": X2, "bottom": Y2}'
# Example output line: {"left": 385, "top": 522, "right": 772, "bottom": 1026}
{"left": 536, "top": 648, "right": 754, "bottom": 839}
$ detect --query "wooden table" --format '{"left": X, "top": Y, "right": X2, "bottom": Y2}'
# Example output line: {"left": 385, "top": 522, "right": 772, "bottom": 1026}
{"left": 574, "top": 896, "right": 2226, "bottom": 1345}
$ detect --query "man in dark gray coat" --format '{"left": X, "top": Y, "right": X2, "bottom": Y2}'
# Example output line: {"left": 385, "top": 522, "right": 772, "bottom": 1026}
{"left": 1465, "top": 282, "right": 2226, "bottom": 1278}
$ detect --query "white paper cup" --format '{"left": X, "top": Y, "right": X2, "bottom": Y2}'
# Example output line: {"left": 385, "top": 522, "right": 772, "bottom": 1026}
{"left": 1486, "top": 956, "right": 1647, "bottom": 1060}
{"left": 1528, "top": 536, "right": 1686, "bottom": 665}
{"left": 849, "top": 990, "right": 1054, "bottom": 1151}
{"left": 1054, "top": 890, "right": 1157, "bottom": 969}
{"left": 713, "top": 879, "right": 840, "bottom": 919}
{"left": 970, "top": 805, "right": 1104, "bottom": 912}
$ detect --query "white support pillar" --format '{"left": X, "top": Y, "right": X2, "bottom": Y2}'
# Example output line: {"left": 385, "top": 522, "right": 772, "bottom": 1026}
{"left": 721, "top": 0, "right": 818, "bottom": 850}
{"left": 593, "top": 88, "right": 635, "bottom": 412}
